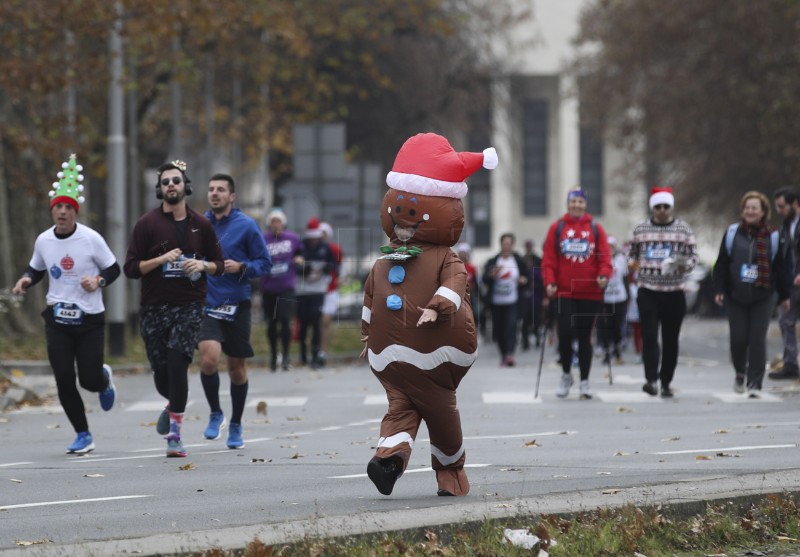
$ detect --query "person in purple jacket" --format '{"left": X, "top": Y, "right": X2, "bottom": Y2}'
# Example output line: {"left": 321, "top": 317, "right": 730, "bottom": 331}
{"left": 124, "top": 160, "right": 224, "bottom": 458}
{"left": 260, "top": 207, "right": 304, "bottom": 371}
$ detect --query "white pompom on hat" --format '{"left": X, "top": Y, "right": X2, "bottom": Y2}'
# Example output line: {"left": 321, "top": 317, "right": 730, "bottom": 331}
{"left": 386, "top": 133, "right": 498, "bottom": 199}
{"left": 649, "top": 186, "right": 675, "bottom": 209}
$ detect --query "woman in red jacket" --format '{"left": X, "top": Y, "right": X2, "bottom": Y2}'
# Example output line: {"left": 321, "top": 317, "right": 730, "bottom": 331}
{"left": 542, "top": 187, "right": 613, "bottom": 399}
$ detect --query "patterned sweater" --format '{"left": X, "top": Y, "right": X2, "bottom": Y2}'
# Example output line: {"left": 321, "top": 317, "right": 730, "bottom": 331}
{"left": 628, "top": 218, "right": 698, "bottom": 292}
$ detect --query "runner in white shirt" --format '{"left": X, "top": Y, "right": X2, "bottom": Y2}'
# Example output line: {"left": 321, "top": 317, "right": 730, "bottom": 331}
{"left": 12, "top": 155, "right": 120, "bottom": 455}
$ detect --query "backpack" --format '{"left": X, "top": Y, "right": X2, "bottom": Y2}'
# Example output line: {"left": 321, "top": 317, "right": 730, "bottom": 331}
{"left": 556, "top": 219, "right": 600, "bottom": 259}
{"left": 724, "top": 223, "right": 779, "bottom": 262}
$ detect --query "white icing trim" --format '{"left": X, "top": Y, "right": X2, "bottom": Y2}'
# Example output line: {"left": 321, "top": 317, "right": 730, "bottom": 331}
{"left": 431, "top": 443, "right": 465, "bottom": 466}
{"left": 378, "top": 431, "right": 414, "bottom": 449}
{"left": 434, "top": 286, "right": 461, "bottom": 311}
{"left": 362, "top": 306, "right": 371, "bottom": 324}
{"left": 368, "top": 344, "right": 478, "bottom": 372}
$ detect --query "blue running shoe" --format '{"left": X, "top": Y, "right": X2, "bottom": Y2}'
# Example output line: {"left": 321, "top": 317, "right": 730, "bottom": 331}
{"left": 166, "top": 435, "right": 187, "bottom": 458}
{"left": 99, "top": 364, "right": 116, "bottom": 411}
{"left": 156, "top": 406, "right": 170, "bottom": 435}
{"left": 227, "top": 423, "right": 244, "bottom": 449}
{"left": 67, "top": 431, "right": 95, "bottom": 454}
{"left": 204, "top": 411, "right": 226, "bottom": 440}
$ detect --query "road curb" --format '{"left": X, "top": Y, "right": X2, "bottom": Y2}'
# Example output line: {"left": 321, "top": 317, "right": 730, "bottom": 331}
{"left": 1, "top": 469, "right": 798, "bottom": 557}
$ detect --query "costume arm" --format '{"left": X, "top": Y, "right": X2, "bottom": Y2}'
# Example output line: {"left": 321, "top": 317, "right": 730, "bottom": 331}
{"left": 426, "top": 250, "right": 467, "bottom": 316}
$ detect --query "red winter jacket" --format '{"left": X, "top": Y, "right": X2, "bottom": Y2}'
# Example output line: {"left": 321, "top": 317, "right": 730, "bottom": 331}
{"left": 541, "top": 212, "right": 613, "bottom": 301}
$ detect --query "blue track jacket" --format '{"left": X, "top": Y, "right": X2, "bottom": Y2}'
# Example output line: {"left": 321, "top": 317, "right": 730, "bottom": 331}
{"left": 204, "top": 208, "right": 272, "bottom": 308}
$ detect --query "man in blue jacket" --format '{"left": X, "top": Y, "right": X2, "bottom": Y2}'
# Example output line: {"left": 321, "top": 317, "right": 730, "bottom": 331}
{"left": 198, "top": 173, "right": 272, "bottom": 449}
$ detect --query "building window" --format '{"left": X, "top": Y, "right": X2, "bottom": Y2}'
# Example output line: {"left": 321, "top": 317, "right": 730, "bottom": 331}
{"left": 522, "top": 100, "right": 548, "bottom": 216}
{"left": 579, "top": 126, "right": 604, "bottom": 215}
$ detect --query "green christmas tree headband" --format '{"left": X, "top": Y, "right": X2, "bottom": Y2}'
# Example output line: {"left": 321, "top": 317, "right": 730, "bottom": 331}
{"left": 49, "top": 154, "right": 85, "bottom": 212}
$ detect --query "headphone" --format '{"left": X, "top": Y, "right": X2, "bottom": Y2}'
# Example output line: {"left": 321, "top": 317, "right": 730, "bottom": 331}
{"left": 155, "top": 172, "right": 192, "bottom": 199}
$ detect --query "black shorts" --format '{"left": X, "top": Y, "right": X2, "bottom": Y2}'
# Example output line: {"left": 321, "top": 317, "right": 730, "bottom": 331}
{"left": 140, "top": 302, "right": 205, "bottom": 364}
{"left": 198, "top": 300, "right": 254, "bottom": 358}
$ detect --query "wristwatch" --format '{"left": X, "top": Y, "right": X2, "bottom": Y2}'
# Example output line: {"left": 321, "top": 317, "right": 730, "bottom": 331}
{"left": 96, "top": 276, "right": 106, "bottom": 288}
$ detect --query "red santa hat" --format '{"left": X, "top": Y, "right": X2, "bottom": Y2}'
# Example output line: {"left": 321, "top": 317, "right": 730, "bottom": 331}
{"left": 386, "top": 133, "right": 498, "bottom": 199}
{"left": 649, "top": 186, "right": 674, "bottom": 209}
{"left": 305, "top": 217, "right": 323, "bottom": 239}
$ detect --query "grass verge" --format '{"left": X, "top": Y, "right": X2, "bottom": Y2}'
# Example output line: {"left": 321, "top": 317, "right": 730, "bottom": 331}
{"left": 176, "top": 493, "right": 800, "bottom": 557}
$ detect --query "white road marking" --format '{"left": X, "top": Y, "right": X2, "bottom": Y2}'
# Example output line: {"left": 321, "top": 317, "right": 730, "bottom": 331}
{"left": 329, "top": 463, "right": 491, "bottom": 479}
{"left": 482, "top": 392, "right": 541, "bottom": 404}
{"left": 0, "top": 462, "right": 33, "bottom": 468}
{"left": 246, "top": 397, "right": 308, "bottom": 407}
{"left": 602, "top": 374, "right": 644, "bottom": 385}
{"left": 462, "top": 431, "right": 577, "bottom": 441}
{"left": 125, "top": 400, "right": 195, "bottom": 412}
{"left": 714, "top": 392, "right": 782, "bottom": 403}
{"left": 594, "top": 391, "right": 663, "bottom": 403}
{"left": 0, "top": 495, "right": 153, "bottom": 511}
{"left": 364, "top": 394, "right": 388, "bottom": 405}
{"left": 655, "top": 444, "right": 797, "bottom": 455}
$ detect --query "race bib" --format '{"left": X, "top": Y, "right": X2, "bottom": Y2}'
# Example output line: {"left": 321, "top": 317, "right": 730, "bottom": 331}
{"left": 740, "top": 264, "right": 758, "bottom": 283}
{"left": 646, "top": 245, "right": 672, "bottom": 261}
{"left": 162, "top": 260, "right": 186, "bottom": 278}
{"left": 495, "top": 282, "right": 513, "bottom": 296}
{"left": 207, "top": 304, "right": 238, "bottom": 321}
{"left": 271, "top": 262, "right": 289, "bottom": 276}
{"left": 561, "top": 239, "right": 589, "bottom": 256}
{"left": 54, "top": 302, "right": 84, "bottom": 325}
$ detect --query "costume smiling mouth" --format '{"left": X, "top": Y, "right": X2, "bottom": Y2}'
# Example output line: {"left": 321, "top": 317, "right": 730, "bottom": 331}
{"left": 394, "top": 225, "right": 416, "bottom": 242}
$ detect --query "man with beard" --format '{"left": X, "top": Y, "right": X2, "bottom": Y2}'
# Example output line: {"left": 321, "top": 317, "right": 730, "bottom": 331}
{"left": 124, "top": 160, "right": 224, "bottom": 457}
{"left": 770, "top": 186, "right": 800, "bottom": 380}
{"left": 197, "top": 173, "right": 271, "bottom": 449}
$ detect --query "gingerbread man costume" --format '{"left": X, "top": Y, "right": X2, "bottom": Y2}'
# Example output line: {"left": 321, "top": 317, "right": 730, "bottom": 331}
{"left": 362, "top": 133, "right": 498, "bottom": 496}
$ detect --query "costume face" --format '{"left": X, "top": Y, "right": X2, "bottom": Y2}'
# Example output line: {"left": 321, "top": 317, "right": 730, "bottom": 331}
{"left": 380, "top": 188, "right": 464, "bottom": 247}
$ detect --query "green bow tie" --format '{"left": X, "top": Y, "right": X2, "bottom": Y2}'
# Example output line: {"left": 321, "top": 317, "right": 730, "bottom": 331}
{"left": 379, "top": 245, "right": 423, "bottom": 260}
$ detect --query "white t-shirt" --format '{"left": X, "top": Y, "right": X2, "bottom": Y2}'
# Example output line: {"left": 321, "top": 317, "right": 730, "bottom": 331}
{"left": 492, "top": 255, "right": 520, "bottom": 306}
{"left": 29, "top": 223, "right": 117, "bottom": 314}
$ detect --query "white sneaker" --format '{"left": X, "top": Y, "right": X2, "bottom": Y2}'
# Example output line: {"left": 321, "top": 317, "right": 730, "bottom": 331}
{"left": 747, "top": 387, "right": 761, "bottom": 399}
{"left": 579, "top": 379, "right": 593, "bottom": 399}
{"left": 556, "top": 373, "right": 573, "bottom": 398}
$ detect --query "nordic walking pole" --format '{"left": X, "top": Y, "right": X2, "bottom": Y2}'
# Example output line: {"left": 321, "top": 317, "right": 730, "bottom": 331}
{"left": 535, "top": 324, "right": 548, "bottom": 399}
{"left": 607, "top": 349, "right": 613, "bottom": 385}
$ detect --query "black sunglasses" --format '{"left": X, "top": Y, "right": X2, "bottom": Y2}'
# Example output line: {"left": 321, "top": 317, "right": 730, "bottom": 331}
{"left": 160, "top": 176, "right": 183, "bottom": 186}
{"left": 653, "top": 204, "right": 671, "bottom": 210}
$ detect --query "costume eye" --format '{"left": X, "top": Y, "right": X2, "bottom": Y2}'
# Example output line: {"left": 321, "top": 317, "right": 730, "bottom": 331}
{"left": 423, "top": 214, "right": 430, "bottom": 221}
{"left": 409, "top": 209, "right": 416, "bottom": 217}
{"left": 395, "top": 206, "right": 402, "bottom": 213}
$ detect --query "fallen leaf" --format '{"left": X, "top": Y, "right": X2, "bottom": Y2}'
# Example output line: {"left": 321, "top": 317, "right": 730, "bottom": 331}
{"left": 714, "top": 429, "right": 729, "bottom": 434}
{"left": 251, "top": 458, "right": 266, "bottom": 463}
{"left": 777, "top": 535, "right": 800, "bottom": 542}
{"left": 524, "top": 439, "right": 541, "bottom": 447}
{"left": 46, "top": 424, "right": 61, "bottom": 429}
{"left": 256, "top": 401, "right": 267, "bottom": 416}
{"left": 83, "top": 474, "right": 105, "bottom": 478}
{"left": 661, "top": 436, "right": 680, "bottom": 442}
{"left": 178, "top": 462, "right": 197, "bottom": 471}
{"left": 14, "top": 539, "right": 51, "bottom": 546}
{"left": 695, "top": 455, "right": 713, "bottom": 460}
{"left": 715, "top": 452, "right": 739, "bottom": 458}
{"left": 290, "top": 453, "right": 304, "bottom": 459}
{"left": 286, "top": 416, "right": 303, "bottom": 421}
{"left": 617, "top": 406, "right": 634, "bottom": 413}
{"left": 9, "top": 479, "right": 22, "bottom": 483}
{"left": 10, "top": 369, "right": 25, "bottom": 378}
{"left": 597, "top": 472, "right": 611, "bottom": 475}
{"left": 602, "top": 489, "right": 621, "bottom": 495}
{"left": 614, "top": 452, "right": 629, "bottom": 456}
{"left": 500, "top": 468, "right": 521, "bottom": 472}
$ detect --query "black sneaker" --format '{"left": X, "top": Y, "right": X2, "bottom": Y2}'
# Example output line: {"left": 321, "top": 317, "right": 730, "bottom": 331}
{"left": 660, "top": 385, "right": 674, "bottom": 398}
{"left": 642, "top": 382, "right": 658, "bottom": 396}
{"left": 270, "top": 356, "right": 278, "bottom": 373}
{"left": 767, "top": 368, "right": 799, "bottom": 380}
{"left": 367, "top": 456, "right": 402, "bottom": 496}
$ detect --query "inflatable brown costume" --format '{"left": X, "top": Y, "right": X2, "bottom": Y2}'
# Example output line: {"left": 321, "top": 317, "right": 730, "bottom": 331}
{"left": 361, "top": 133, "right": 498, "bottom": 496}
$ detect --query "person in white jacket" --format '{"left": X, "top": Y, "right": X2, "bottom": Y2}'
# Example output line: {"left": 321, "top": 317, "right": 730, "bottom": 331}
{"left": 599, "top": 237, "right": 629, "bottom": 365}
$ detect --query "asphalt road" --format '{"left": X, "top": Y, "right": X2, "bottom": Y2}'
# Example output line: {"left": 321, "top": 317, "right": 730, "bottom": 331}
{"left": 1, "top": 316, "right": 799, "bottom": 556}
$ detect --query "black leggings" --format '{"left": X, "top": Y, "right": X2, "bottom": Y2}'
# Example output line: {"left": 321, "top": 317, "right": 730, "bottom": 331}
{"left": 263, "top": 290, "right": 295, "bottom": 361}
{"left": 152, "top": 349, "right": 191, "bottom": 413}
{"left": 555, "top": 297, "right": 601, "bottom": 380}
{"left": 43, "top": 309, "right": 108, "bottom": 434}
{"left": 297, "top": 293, "right": 324, "bottom": 362}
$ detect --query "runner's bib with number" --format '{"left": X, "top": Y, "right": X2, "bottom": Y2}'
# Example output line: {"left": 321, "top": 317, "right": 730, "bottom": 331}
{"left": 207, "top": 304, "right": 238, "bottom": 321}
{"left": 740, "top": 264, "right": 758, "bottom": 283}
{"left": 163, "top": 260, "right": 186, "bottom": 278}
{"left": 53, "top": 302, "right": 84, "bottom": 325}
{"left": 646, "top": 245, "right": 672, "bottom": 261}
{"left": 270, "top": 262, "right": 289, "bottom": 276}
{"left": 561, "top": 239, "right": 589, "bottom": 256}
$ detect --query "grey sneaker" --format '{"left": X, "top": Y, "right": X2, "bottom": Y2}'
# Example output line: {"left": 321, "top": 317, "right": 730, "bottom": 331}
{"left": 734, "top": 375, "right": 746, "bottom": 394}
{"left": 579, "top": 379, "right": 593, "bottom": 399}
{"left": 556, "top": 373, "right": 574, "bottom": 398}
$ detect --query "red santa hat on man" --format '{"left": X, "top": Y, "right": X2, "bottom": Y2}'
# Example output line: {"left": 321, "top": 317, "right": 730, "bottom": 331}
{"left": 386, "top": 133, "right": 498, "bottom": 199}
{"left": 649, "top": 186, "right": 675, "bottom": 209}
{"left": 305, "top": 216, "right": 323, "bottom": 239}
